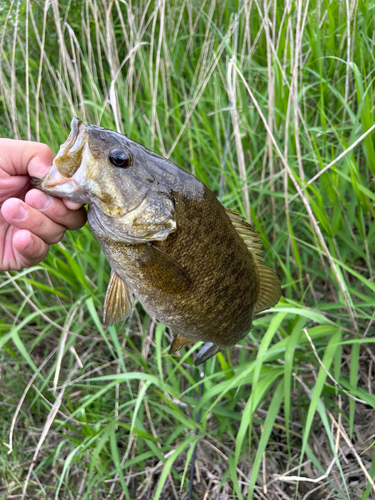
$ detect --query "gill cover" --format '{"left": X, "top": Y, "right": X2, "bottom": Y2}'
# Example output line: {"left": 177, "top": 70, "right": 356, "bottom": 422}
{"left": 33, "top": 117, "right": 177, "bottom": 244}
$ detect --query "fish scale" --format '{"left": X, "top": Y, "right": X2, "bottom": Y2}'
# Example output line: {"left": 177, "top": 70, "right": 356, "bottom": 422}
{"left": 32, "top": 117, "right": 281, "bottom": 365}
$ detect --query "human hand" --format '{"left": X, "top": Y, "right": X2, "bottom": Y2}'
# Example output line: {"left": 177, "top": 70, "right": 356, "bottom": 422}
{"left": 0, "top": 139, "right": 87, "bottom": 271}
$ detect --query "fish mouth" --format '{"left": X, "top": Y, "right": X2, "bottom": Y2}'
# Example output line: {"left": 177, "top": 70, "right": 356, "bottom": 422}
{"left": 31, "top": 117, "right": 90, "bottom": 204}
{"left": 32, "top": 164, "right": 84, "bottom": 201}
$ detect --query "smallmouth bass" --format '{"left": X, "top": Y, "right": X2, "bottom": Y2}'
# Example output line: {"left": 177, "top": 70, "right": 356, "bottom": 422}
{"left": 33, "top": 118, "right": 281, "bottom": 365}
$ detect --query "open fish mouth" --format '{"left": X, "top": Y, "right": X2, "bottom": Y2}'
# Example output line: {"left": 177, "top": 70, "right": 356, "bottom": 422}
{"left": 31, "top": 165, "right": 84, "bottom": 201}
{"left": 30, "top": 117, "right": 91, "bottom": 204}
{"left": 30, "top": 118, "right": 84, "bottom": 188}
{"left": 62, "top": 117, "right": 85, "bottom": 156}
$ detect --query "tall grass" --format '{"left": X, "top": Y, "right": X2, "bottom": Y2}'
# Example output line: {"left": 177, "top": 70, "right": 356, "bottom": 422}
{"left": 0, "top": 0, "right": 375, "bottom": 498}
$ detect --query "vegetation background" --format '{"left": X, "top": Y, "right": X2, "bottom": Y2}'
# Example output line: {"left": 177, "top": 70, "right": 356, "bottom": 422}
{"left": 1, "top": 0, "right": 375, "bottom": 498}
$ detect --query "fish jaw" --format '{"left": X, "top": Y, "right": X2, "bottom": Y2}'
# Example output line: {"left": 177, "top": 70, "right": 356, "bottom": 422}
{"left": 31, "top": 118, "right": 94, "bottom": 204}
{"left": 32, "top": 161, "right": 92, "bottom": 205}
{"left": 54, "top": 117, "right": 87, "bottom": 176}
{"left": 33, "top": 165, "right": 82, "bottom": 202}
{"left": 33, "top": 116, "right": 177, "bottom": 242}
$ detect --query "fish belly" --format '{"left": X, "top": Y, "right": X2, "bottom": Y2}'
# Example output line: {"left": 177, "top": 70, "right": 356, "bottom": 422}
{"left": 88, "top": 187, "right": 258, "bottom": 349}
{"left": 94, "top": 229, "right": 257, "bottom": 349}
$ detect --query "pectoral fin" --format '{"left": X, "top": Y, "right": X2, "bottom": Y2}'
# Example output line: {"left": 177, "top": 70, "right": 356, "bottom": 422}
{"left": 169, "top": 333, "right": 195, "bottom": 354}
{"left": 103, "top": 271, "right": 133, "bottom": 326}
{"left": 137, "top": 244, "right": 192, "bottom": 294}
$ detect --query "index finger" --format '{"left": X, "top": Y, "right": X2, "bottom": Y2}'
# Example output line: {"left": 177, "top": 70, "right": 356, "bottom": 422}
{"left": 0, "top": 139, "right": 54, "bottom": 178}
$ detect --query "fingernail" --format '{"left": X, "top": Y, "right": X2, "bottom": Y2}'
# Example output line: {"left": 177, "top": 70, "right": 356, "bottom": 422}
{"left": 33, "top": 193, "right": 51, "bottom": 210}
{"left": 13, "top": 204, "right": 27, "bottom": 221}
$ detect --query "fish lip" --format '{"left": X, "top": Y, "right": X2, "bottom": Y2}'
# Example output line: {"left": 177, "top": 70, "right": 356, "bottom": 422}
{"left": 65, "top": 117, "right": 83, "bottom": 150}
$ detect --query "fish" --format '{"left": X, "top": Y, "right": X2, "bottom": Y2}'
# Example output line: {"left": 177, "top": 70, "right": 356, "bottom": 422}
{"left": 32, "top": 117, "right": 281, "bottom": 365}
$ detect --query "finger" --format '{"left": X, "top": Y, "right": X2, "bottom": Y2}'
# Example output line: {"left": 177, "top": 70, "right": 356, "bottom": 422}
{"left": 1, "top": 198, "right": 66, "bottom": 245}
{"left": 62, "top": 198, "right": 85, "bottom": 211}
{"left": 12, "top": 230, "right": 49, "bottom": 268}
{"left": 25, "top": 190, "right": 87, "bottom": 230}
{"left": 0, "top": 139, "right": 54, "bottom": 178}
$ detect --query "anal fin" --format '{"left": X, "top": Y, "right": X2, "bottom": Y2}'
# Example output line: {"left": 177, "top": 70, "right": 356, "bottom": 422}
{"left": 169, "top": 333, "right": 195, "bottom": 354}
{"left": 103, "top": 271, "right": 133, "bottom": 326}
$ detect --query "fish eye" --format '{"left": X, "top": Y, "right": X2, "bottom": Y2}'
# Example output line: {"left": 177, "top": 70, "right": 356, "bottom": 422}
{"left": 109, "top": 150, "right": 131, "bottom": 168}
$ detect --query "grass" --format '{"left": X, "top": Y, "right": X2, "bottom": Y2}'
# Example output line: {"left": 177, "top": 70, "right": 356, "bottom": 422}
{"left": 0, "top": 0, "right": 375, "bottom": 498}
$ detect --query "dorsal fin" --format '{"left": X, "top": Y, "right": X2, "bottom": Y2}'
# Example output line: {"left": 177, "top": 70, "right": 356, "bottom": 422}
{"left": 225, "top": 208, "right": 281, "bottom": 314}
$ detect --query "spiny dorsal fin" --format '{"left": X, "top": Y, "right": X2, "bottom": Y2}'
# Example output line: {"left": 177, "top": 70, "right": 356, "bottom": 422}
{"left": 103, "top": 271, "right": 133, "bottom": 326}
{"left": 169, "top": 333, "right": 196, "bottom": 354}
{"left": 225, "top": 207, "right": 281, "bottom": 314}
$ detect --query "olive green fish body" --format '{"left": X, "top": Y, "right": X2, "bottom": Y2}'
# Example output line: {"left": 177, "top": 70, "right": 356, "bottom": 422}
{"left": 34, "top": 118, "right": 281, "bottom": 364}
{"left": 90, "top": 183, "right": 257, "bottom": 349}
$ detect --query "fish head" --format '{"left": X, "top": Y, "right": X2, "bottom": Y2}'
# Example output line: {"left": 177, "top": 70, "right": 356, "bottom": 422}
{"left": 33, "top": 117, "right": 177, "bottom": 243}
